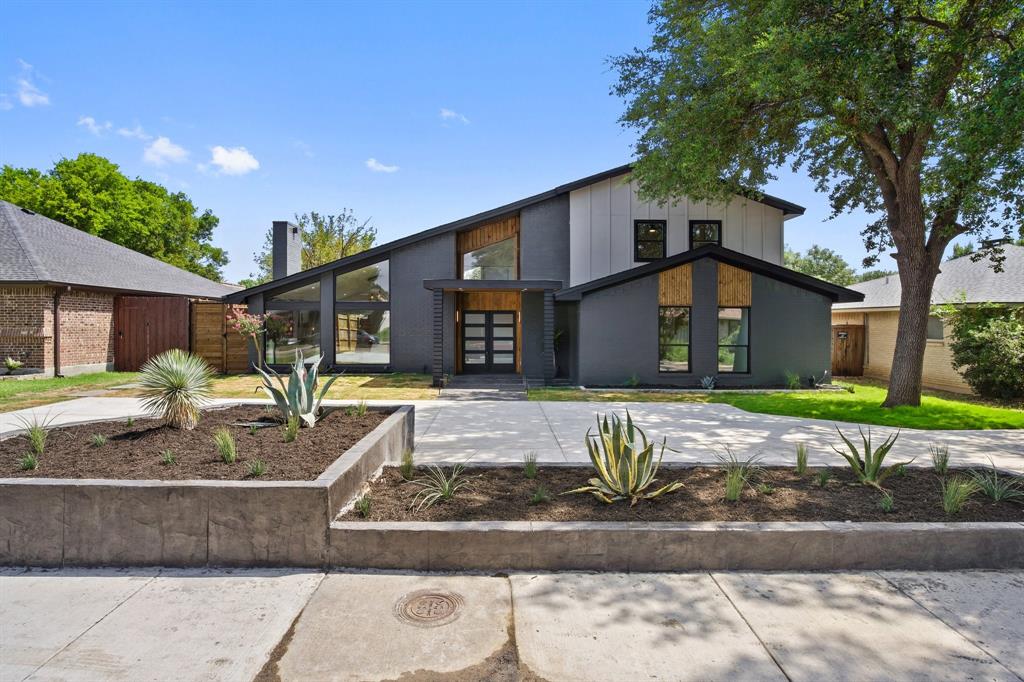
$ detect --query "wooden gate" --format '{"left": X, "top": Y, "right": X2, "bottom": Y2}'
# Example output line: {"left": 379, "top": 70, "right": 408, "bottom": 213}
{"left": 831, "top": 325, "right": 865, "bottom": 376}
{"left": 190, "top": 302, "right": 250, "bottom": 373}
{"left": 114, "top": 296, "right": 190, "bottom": 371}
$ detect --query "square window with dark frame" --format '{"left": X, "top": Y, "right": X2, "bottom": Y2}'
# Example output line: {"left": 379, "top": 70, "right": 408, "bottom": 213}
{"left": 634, "top": 220, "right": 666, "bottom": 261}
{"left": 690, "top": 220, "right": 722, "bottom": 248}
{"left": 659, "top": 306, "right": 691, "bottom": 373}
{"left": 718, "top": 307, "right": 750, "bottom": 373}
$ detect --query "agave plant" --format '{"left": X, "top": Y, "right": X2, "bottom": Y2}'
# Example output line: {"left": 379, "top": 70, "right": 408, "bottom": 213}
{"left": 138, "top": 349, "right": 214, "bottom": 430}
{"left": 831, "top": 425, "right": 911, "bottom": 486}
{"left": 254, "top": 350, "right": 339, "bottom": 428}
{"left": 565, "top": 411, "right": 682, "bottom": 505}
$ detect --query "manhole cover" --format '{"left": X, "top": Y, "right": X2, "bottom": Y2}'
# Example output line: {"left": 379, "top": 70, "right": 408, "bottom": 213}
{"left": 393, "top": 590, "right": 465, "bottom": 628}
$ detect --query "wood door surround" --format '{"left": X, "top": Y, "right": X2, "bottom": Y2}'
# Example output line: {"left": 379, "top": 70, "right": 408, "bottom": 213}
{"left": 456, "top": 290, "right": 522, "bottom": 373}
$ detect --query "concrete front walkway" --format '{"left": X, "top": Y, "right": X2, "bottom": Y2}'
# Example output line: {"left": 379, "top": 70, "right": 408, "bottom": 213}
{"left": 4, "top": 396, "right": 1022, "bottom": 472}
{"left": 2, "top": 568, "right": 1022, "bottom": 681}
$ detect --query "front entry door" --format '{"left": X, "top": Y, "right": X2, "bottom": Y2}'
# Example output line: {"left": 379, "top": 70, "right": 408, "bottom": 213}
{"left": 462, "top": 310, "right": 516, "bottom": 373}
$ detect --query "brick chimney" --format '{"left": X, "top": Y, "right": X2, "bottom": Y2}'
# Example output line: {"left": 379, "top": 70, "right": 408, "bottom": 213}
{"left": 272, "top": 221, "right": 301, "bottom": 279}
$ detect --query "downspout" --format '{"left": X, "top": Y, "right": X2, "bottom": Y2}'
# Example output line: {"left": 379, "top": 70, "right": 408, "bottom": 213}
{"left": 52, "top": 288, "right": 63, "bottom": 378}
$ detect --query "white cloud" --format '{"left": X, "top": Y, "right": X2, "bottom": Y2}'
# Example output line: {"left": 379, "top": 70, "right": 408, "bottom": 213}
{"left": 117, "top": 124, "right": 151, "bottom": 140}
{"left": 366, "top": 157, "right": 399, "bottom": 173}
{"left": 208, "top": 145, "right": 260, "bottom": 175}
{"left": 77, "top": 115, "right": 111, "bottom": 136}
{"left": 440, "top": 108, "right": 470, "bottom": 125}
{"left": 14, "top": 60, "right": 49, "bottom": 107}
{"left": 143, "top": 136, "right": 189, "bottom": 165}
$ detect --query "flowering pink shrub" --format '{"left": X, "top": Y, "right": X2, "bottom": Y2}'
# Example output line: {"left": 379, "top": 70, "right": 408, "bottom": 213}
{"left": 226, "top": 308, "right": 266, "bottom": 369}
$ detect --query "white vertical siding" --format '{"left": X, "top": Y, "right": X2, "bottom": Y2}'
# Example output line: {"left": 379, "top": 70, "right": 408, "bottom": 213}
{"left": 569, "top": 172, "right": 789, "bottom": 286}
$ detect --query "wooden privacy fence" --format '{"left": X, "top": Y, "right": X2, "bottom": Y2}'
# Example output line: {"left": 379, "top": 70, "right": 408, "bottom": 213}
{"left": 115, "top": 296, "right": 190, "bottom": 371}
{"left": 190, "top": 302, "right": 251, "bottom": 374}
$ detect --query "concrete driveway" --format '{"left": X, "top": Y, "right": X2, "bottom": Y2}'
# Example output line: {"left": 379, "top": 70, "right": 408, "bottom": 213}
{"left": 2, "top": 568, "right": 1022, "bottom": 681}
{"left": 3, "top": 397, "right": 1023, "bottom": 472}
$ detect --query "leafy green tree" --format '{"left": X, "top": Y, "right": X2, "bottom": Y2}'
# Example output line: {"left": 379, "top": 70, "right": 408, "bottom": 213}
{"left": 613, "top": 0, "right": 1023, "bottom": 407}
{"left": 784, "top": 245, "right": 856, "bottom": 285}
{"left": 245, "top": 210, "right": 376, "bottom": 286}
{"left": 935, "top": 300, "right": 1024, "bottom": 400}
{"left": 0, "top": 154, "right": 227, "bottom": 280}
{"left": 949, "top": 242, "right": 976, "bottom": 260}
{"left": 855, "top": 269, "right": 897, "bottom": 283}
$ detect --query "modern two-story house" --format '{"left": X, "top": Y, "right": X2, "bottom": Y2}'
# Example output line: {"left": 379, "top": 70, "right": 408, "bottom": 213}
{"left": 224, "top": 164, "right": 863, "bottom": 387}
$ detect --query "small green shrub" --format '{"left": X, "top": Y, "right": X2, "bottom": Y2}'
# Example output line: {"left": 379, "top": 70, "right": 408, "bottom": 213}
{"left": 284, "top": 416, "right": 299, "bottom": 443}
{"left": 410, "top": 463, "right": 472, "bottom": 510}
{"left": 936, "top": 301, "right": 1024, "bottom": 400}
{"left": 879, "top": 491, "right": 895, "bottom": 513}
{"left": 930, "top": 444, "right": 950, "bottom": 476}
{"left": 529, "top": 485, "right": 552, "bottom": 505}
{"left": 784, "top": 370, "right": 801, "bottom": 390}
{"left": 249, "top": 425, "right": 259, "bottom": 436}
{"left": 523, "top": 451, "right": 538, "bottom": 479}
{"left": 125, "top": 417, "right": 135, "bottom": 428}
{"left": 831, "top": 426, "right": 910, "bottom": 486}
{"left": 89, "top": 434, "right": 107, "bottom": 448}
{"left": 968, "top": 460, "right": 1024, "bottom": 503}
{"left": 624, "top": 373, "right": 640, "bottom": 387}
{"left": 247, "top": 459, "right": 267, "bottom": 477}
{"left": 941, "top": 476, "right": 979, "bottom": 515}
{"left": 214, "top": 428, "right": 237, "bottom": 463}
{"left": 138, "top": 349, "right": 214, "bottom": 430}
{"left": 795, "top": 443, "right": 808, "bottom": 476}
{"left": 756, "top": 482, "right": 775, "bottom": 496}
{"left": 814, "top": 469, "right": 833, "bottom": 487}
{"left": 347, "top": 400, "right": 369, "bottom": 417}
{"left": 892, "top": 463, "right": 908, "bottom": 477}
{"left": 5, "top": 356, "right": 24, "bottom": 371}
{"left": 18, "top": 452, "right": 38, "bottom": 470}
{"left": 399, "top": 449, "right": 415, "bottom": 480}
{"left": 160, "top": 450, "right": 176, "bottom": 466}
{"left": 355, "top": 493, "right": 371, "bottom": 517}
{"left": 700, "top": 375, "right": 716, "bottom": 389}
{"left": 15, "top": 413, "right": 54, "bottom": 455}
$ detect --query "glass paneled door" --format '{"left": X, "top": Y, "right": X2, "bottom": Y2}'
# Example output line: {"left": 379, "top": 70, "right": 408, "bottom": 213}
{"left": 461, "top": 311, "right": 517, "bottom": 373}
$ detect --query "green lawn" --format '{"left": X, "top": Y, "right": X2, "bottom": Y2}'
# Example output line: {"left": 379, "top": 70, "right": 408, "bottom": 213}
{"left": 529, "top": 382, "right": 1024, "bottom": 430}
{"left": 0, "top": 372, "right": 139, "bottom": 412}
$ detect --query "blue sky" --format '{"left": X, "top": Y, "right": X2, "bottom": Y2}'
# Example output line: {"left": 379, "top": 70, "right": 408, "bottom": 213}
{"left": 2, "top": 0, "right": 928, "bottom": 283}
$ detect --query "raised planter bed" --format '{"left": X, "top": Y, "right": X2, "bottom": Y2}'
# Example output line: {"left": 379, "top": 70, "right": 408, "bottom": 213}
{"left": 328, "top": 464, "right": 1024, "bottom": 571}
{"left": 0, "top": 405, "right": 413, "bottom": 568}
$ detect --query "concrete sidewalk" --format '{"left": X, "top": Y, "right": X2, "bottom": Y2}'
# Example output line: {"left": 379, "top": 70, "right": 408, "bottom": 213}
{"left": 3, "top": 396, "right": 1023, "bottom": 472}
{"left": 2, "top": 568, "right": 1022, "bottom": 681}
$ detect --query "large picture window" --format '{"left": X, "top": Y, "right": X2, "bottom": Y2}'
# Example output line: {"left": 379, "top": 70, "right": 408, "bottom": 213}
{"left": 462, "top": 237, "right": 517, "bottom": 280}
{"left": 267, "top": 280, "right": 320, "bottom": 303}
{"left": 265, "top": 310, "right": 320, "bottom": 365}
{"left": 718, "top": 307, "right": 750, "bottom": 373}
{"left": 690, "top": 220, "right": 722, "bottom": 248}
{"left": 336, "top": 311, "right": 390, "bottom": 365}
{"left": 659, "top": 307, "right": 691, "bottom": 373}
{"left": 634, "top": 220, "right": 666, "bottom": 261}
{"left": 336, "top": 261, "right": 390, "bottom": 302}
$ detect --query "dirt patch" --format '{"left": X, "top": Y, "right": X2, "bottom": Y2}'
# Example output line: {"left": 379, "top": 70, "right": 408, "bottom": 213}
{"left": 341, "top": 466, "right": 1024, "bottom": 523}
{"left": 2, "top": 405, "right": 388, "bottom": 481}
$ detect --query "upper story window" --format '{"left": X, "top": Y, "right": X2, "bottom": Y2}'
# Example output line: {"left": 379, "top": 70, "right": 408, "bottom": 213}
{"left": 634, "top": 220, "right": 666, "bottom": 262}
{"left": 690, "top": 220, "right": 722, "bottom": 248}
{"left": 266, "top": 280, "right": 320, "bottom": 303}
{"left": 462, "top": 237, "right": 517, "bottom": 280}
{"left": 336, "top": 261, "right": 390, "bottom": 302}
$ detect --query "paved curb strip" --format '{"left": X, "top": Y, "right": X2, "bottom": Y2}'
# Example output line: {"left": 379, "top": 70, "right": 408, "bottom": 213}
{"left": 329, "top": 520, "right": 1024, "bottom": 571}
{"left": 0, "top": 405, "right": 413, "bottom": 568}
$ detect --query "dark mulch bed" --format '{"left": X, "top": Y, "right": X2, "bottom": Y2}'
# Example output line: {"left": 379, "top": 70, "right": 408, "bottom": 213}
{"left": 2, "top": 405, "right": 389, "bottom": 481}
{"left": 342, "top": 466, "right": 1024, "bottom": 523}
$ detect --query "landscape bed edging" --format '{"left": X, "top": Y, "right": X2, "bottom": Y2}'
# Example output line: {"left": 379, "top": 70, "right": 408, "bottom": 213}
{"left": 328, "top": 519, "right": 1024, "bottom": 571}
{"left": 0, "top": 404, "right": 413, "bottom": 568}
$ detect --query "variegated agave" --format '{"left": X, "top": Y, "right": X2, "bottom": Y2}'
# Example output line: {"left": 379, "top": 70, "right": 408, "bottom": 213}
{"left": 565, "top": 411, "right": 682, "bottom": 505}
{"left": 255, "top": 350, "right": 340, "bottom": 428}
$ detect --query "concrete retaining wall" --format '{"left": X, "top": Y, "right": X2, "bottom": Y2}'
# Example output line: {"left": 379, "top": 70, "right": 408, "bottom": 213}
{"left": 0, "top": 406, "right": 413, "bottom": 568}
{"left": 329, "top": 520, "right": 1024, "bottom": 571}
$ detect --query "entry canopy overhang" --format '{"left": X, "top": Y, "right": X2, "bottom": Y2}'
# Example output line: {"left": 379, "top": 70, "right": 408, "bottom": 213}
{"left": 423, "top": 279, "right": 562, "bottom": 292}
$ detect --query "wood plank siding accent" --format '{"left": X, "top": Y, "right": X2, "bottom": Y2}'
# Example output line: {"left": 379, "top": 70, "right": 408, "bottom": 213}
{"left": 190, "top": 302, "right": 250, "bottom": 373}
{"left": 831, "top": 311, "right": 866, "bottom": 326}
{"left": 456, "top": 290, "right": 522, "bottom": 373}
{"left": 717, "top": 263, "right": 752, "bottom": 307}
{"left": 658, "top": 263, "right": 693, "bottom": 306}
{"left": 457, "top": 215, "right": 519, "bottom": 254}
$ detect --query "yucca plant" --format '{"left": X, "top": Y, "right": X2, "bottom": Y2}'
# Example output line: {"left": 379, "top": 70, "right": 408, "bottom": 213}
{"left": 254, "top": 350, "right": 339, "bottom": 428}
{"left": 968, "top": 460, "right": 1024, "bottom": 503}
{"left": 138, "top": 349, "right": 214, "bottom": 430}
{"left": 409, "top": 463, "right": 472, "bottom": 510}
{"left": 831, "top": 426, "right": 910, "bottom": 487}
{"left": 564, "top": 411, "right": 682, "bottom": 505}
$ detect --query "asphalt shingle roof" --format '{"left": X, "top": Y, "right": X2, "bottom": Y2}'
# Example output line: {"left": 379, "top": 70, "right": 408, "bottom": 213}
{"left": 0, "top": 200, "right": 237, "bottom": 298}
{"left": 834, "top": 245, "right": 1024, "bottom": 310}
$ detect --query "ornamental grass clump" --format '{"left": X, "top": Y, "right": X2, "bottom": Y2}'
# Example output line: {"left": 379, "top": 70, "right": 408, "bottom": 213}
{"left": 716, "top": 449, "right": 763, "bottom": 503}
{"left": 15, "top": 413, "right": 54, "bottom": 456}
{"left": 831, "top": 426, "right": 910, "bottom": 487}
{"left": 255, "top": 351, "right": 339, "bottom": 428}
{"left": 410, "top": 463, "right": 472, "bottom": 510}
{"left": 941, "top": 476, "right": 979, "bottom": 515}
{"left": 794, "top": 443, "right": 808, "bottom": 476}
{"left": 930, "top": 444, "right": 950, "bottom": 476}
{"left": 399, "top": 449, "right": 415, "bottom": 480}
{"left": 968, "top": 460, "right": 1024, "bottom": 503}
{"left": 18, "top": 452, "right": 38, "bottom": 471}
{"left": 214, "top": 428, "right": 237, "bottom": 464}
{"left": 523, "top": 451, "right": 538, "bottom": 479}
{"left": 138, "top": 349, "right": 214, "bottom": 430}
{"left": 564, "top": 411, "right": 682, "bottom": 505}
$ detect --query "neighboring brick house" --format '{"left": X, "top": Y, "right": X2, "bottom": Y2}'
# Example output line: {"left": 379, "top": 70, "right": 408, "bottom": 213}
{"left": 831, "top": 245, "right": 1024, "bottom": 394}
{"left": 0, "top": 201, "right": 236, "bottom": 376}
